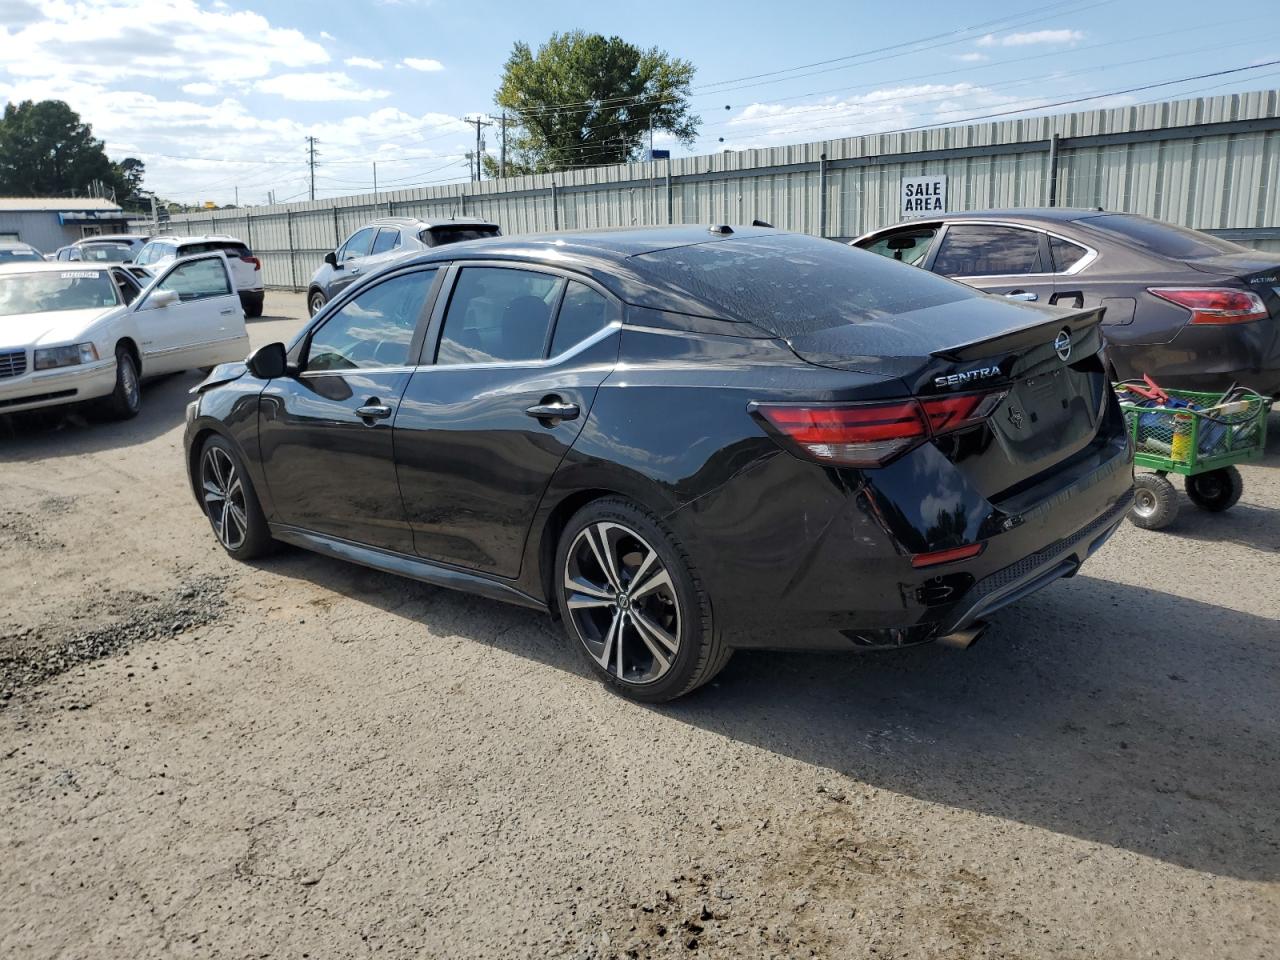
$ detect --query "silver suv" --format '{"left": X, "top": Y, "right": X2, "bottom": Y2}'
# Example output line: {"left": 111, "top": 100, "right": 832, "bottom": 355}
{"left": 306, "top": 216, "right": 501, "bottom": 316}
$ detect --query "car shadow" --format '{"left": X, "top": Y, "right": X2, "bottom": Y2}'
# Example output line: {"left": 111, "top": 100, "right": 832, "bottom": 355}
{"left": 0, "top": 369, "right": 197, "bottom": 461}
{"left": 258, "top": 549, "right": 1279, "bottom": 883}
{"left": 1155, "top": 501, "right": 1280, "bottom": 552}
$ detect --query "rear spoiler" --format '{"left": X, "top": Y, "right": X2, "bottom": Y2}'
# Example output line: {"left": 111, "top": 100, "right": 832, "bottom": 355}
{"left": 929, "top": 306, "right": 1106, "bottom": 363}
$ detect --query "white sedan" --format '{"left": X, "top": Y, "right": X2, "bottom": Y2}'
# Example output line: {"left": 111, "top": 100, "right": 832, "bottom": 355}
{"left": 0, "top": 254, "right": 250, "bottom": 419}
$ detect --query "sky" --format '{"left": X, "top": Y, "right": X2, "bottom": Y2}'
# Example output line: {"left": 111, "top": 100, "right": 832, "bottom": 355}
{"left": 2, "top": 0, "right": 1280, "bottom": 207}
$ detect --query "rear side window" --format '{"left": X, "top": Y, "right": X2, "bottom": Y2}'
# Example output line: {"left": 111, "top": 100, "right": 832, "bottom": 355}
{"left": 1077, "top": 214, "right": 1244, "bottom": 259}
{"left": 436, "top": 267, "right": 562, "bottom": 365}
{"left": 1050, "top": 235, "right": 1089, "bottom": 272}
{"left": 306, "top": 269, "right": 437, "bottom": 371}
{"left": 550, "top": 281, "right": 610, "bottom": 355}
{"left": 932, "top": 225, "right": 1044, "bottom": 276}
{"left": 371, "top": 227, "right": 401, "bottom": 255}
{"left": 859, "top": 228, "right": 936, "bottom": 266}
{"left": 154, "top": 258, "right": 231, "bottom": 301}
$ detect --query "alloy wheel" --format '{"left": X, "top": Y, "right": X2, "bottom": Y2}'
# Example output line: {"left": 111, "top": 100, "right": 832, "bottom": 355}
{"left": 201, "top": 446, "right": 248, "bottom": 550}
{"left": 563, "top": 521, "right": 681, "bottom": 685}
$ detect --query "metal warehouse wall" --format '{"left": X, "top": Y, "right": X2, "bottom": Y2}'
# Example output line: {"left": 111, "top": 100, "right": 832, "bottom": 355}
{"left": 164, "top": 89, "right": 1280, "bottom": 289}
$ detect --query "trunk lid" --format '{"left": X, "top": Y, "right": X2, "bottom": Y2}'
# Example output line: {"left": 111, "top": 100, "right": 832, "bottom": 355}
{"left": 788, "top": 302, "right": 1110, "bottom": 498}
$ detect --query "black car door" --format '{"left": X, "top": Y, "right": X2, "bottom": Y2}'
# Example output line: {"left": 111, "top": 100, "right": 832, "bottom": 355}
{"left": 258, "top": 266, "right": 441, "bottom": 553}
{"left": 926, "top": 222, "right": 1058, "bottom": 306}
{"left": 394, "top": 263, "right": 621, "bottom": 576}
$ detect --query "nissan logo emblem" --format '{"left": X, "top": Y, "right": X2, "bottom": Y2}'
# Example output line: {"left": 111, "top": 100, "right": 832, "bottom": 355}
{"left": 1054, "top": 329, "right": 1072, "bottom": 362}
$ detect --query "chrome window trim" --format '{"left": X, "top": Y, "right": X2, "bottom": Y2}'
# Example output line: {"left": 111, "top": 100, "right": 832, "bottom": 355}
{"left": 931, "top": 219, "right": 1098, "bottom": 279}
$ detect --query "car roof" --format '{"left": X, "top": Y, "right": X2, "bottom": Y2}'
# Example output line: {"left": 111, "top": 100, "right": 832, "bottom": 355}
{"left": 75, "top": 234, "right": 149, "bottom": 243}
{"left": 0, "top": 241, "right": 39, "bottom": 250}
{"left": 366, "top": 216, "right": 501, "bottom": 231}
{"left": 150, "top": 234, "right": 246, "bottom": 244}
{"left": 863, "top": 208, "right": 1113, "bottom": 236}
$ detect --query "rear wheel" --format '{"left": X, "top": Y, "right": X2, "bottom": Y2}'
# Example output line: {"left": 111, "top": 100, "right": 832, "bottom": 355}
{"left": 1185, "top": 466, "right": 1243, "bottom": 512}
{"left": 1130, "top": 473, "right": 1178, "bottom": 530}
{"left": 555, "top": 498, "right": 729, "bottom": 703}
{"left": 199, "top": 435, "right": 273, "bottom": 560}
{"left": 96, "top": 347, "right": 141, "bottom": 420}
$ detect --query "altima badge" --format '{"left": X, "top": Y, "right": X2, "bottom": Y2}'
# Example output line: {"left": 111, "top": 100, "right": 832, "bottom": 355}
{"left": 1054, "top": 329, "right": 1072, "bottom": 362}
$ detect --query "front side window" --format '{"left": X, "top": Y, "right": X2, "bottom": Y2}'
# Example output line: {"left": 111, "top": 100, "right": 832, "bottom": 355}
{"left": 859, "top": 228, "right": 936, "bottom": 267}
{"left": 306, "top": 269, "right": 437, "bottom": 371}
{"left": 932, "top": 225, "right": 1045, "bottom": 277}
{"left": 436, "top": 267, "right": 563, "bottom": 366}
{"left": 371, "top": 227, "right": 401, "bottom": 256}
{"left": 339, "top": 227, "right": 376, "bottom": 261}
{"left": 155, "top": 258, "right": 232, "bottom": 302}
{"left": 550, "top": 281, "right": 611, "bottom": 356}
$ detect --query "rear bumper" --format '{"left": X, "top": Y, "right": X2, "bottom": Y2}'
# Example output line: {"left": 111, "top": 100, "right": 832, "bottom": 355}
{"left": 0, "top": 357, "right": 117, "bottom": 413}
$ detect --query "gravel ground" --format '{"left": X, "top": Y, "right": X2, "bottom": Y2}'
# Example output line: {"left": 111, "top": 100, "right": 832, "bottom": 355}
{"left": 1, "top": 291, "right": 1277, "bottom": 958}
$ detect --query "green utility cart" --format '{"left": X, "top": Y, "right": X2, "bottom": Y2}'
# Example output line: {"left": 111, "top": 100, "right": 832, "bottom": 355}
{"left": 1115, "top": 383, "right": 1272, "bottom": 530}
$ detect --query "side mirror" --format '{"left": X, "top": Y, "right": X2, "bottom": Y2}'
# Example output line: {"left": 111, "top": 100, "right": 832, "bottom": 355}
{"left": 151, "top": 289, "right": 179, "bottom": 308}
{"left": 324, "top": 251, "right": 338, "bottom": 267}
{"left": 246, "top": 341, "right": 288, "bottom": 380}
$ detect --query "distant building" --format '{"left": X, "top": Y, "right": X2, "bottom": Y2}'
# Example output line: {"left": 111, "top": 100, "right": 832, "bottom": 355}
{"left": 0, "top": 198, "right": 131, "bottom": 255}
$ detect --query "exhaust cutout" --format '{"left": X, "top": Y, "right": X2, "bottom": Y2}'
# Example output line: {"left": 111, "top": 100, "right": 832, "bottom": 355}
{"left": 936, "top": 621, "right": 988, "bottom": 650}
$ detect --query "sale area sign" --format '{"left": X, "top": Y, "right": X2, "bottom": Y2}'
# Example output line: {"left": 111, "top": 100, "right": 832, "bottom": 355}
{"left": 901, "top": 175, "right": 947, "bottom": 218}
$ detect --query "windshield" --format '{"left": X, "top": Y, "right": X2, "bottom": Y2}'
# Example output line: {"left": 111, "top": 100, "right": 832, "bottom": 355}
{"left": 76, "top": 242, "right": 135, "bottom": 263}
{"left": 0, "top": 249, "right": 42, "bottom": 262}
{"left": 1076, "top": 213, "right": 1245, "bottom": 260}
{"left": 0, "top": 270, "right": 120, "bottom": 317}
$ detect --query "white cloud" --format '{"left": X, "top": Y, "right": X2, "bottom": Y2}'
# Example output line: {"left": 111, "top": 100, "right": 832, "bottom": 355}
{"left": 977, "top": 29, "right": 1084, "bottom": 48}
{"left": 402, "top": 57, "right": 444, "bottom": 72}
{"left": 257, "top": 72, "right": 391, "bottom": 102}
{"left": 181, "top": 81, "right": 218, "bottom": 96}
{"left": 320, "top": 31, "right": 335, "bottom": 41}
{"left": 953, "top": 52, "right": 989, "bottom": 63}
{"left": 345, "top": 56, "right": 384, "bottom": 70}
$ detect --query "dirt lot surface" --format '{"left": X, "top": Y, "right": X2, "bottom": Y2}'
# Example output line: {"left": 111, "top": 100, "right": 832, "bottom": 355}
{"left": 2, "top": 291, "right": 1278, "bottom": 958}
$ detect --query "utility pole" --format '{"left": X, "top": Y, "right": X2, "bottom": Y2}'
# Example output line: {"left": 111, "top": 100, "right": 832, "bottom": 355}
{"left": 306, "top": 136, "right": 318, "bottom": 200}
{"left": 464, "top": 115, "right": 492, "bottom": 182}
{"left": 234, "top": 185, "right": 239, "bottom": 208}
{"left": 498, "top": 111, "right": 510, "bottom": 179}
{"left": 373, "top": 161, "right": 378, "bottom": 200}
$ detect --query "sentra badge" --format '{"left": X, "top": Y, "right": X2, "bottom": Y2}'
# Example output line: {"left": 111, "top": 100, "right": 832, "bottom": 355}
{"left": 934, "top": 365, "right": 1000, "bottom": 389}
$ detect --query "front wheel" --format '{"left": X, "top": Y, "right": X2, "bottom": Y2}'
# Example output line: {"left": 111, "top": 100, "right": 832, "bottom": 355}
{"left": 199, "top": 435, "right": 274, "bottom": 560}
{"left": 555, "top": 498, "right": 729, "bottom": 703}
{"left": 307, "top": 289, "right": 327, "bottom": 317}
{"left": 96, "top": 347, "right": 141, "bottom": 420}
{"left": 1185, "top": 467, "right": 1243, "bottom": 512}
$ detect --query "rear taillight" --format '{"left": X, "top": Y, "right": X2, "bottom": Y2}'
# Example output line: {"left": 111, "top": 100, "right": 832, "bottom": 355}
{"left": 241, "top": 255, "right": 262, "bottom": 271}
{"left": 751, "top": 390, "right": 1004, "bottom": 468}
{"left": 1148, "top": 287, "right": 1268, "bottom": 325}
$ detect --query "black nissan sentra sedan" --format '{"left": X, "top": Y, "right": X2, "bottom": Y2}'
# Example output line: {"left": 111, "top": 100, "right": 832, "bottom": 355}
{"left": 184, "top": 226, "right": 1133, "bottom": 702}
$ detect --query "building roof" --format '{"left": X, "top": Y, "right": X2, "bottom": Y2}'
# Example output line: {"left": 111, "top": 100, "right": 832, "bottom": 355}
{"left": 0, "top": 197, "right": 124, "bottom": 213}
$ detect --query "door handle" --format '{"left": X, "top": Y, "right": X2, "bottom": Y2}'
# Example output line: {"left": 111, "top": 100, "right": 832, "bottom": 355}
{"left": 1050, "top": 291, "right": 1084, "bottom": 308}
{"left": 526, "top": 400, "right": 580, "bottom": 422}
{"left": 220, "top": 308, "right": 236, "bottom": 316}
{"left": 356, "top": 401, "right": 392, "bottom": 422}
{"left": 350, "top": 267, "right": 362, "bottom": 276}
{"left": 1005, "top": 290, "right": 1038, "bottom": 302}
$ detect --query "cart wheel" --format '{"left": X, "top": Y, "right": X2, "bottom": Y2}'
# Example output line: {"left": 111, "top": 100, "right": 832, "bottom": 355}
{"left": 1131, "top": 474, "right": 1179, "bottom": 530}
{"left": 1185, "top": 466, "right": 1244, "bottom": 513}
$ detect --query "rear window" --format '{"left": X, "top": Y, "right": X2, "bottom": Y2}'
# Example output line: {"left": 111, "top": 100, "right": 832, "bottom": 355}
{"left": 1076, "top": 214, "right": 1243, "bottom": 260}
{"left": 77, "top": 241, "right": 134, "bottom": 262}
{"left": 629, "top": 233, "right": 977, "bottom": 337}
{"left": 180, "top": 240, "right": 250, "bottom": 258}
{"left": 0, "top": 248, "right": 41, "bottom": 262}
{"left": 422, "top": 225, "right": 501, "bottom": 247}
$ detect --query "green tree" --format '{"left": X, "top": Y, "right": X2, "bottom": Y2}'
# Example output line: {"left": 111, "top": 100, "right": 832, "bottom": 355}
{"left": 491, "top": 32, "right": 698, "bottom": 175}
{"left": 0, "top": 99, "right": 142, "bottom": 199}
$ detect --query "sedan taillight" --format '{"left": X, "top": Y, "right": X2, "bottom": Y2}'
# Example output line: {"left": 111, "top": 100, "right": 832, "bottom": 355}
{"left": 751, "top": 391, "right": 1005, "bottom": 468}
{"left": 1148, "top": 287, "right": 1268, "bottom": 325}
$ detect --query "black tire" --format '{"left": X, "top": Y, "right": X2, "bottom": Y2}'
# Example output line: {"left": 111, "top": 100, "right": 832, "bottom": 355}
{"left": 1185, "top": 466, "right": 1244, "bottom": 513}
{"left": 198, "top": 435, "right": 274, "bottom": 560}
{"left": 97, "top": 346, "right": 141, "bottom": 420}
{"left": 1130, "top": 473, "right": 1178, "bottom": 530}
{"left": 307, "top": 289, "right": 327, "bottom": 317}
{"left": 554, "top": 497, "right": 730, "bottom": 703}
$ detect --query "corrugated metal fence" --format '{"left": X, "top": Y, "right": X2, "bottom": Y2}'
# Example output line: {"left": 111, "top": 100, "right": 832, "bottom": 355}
{"left": 164, "top": 89, "right": 1280, "bottom": 290}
